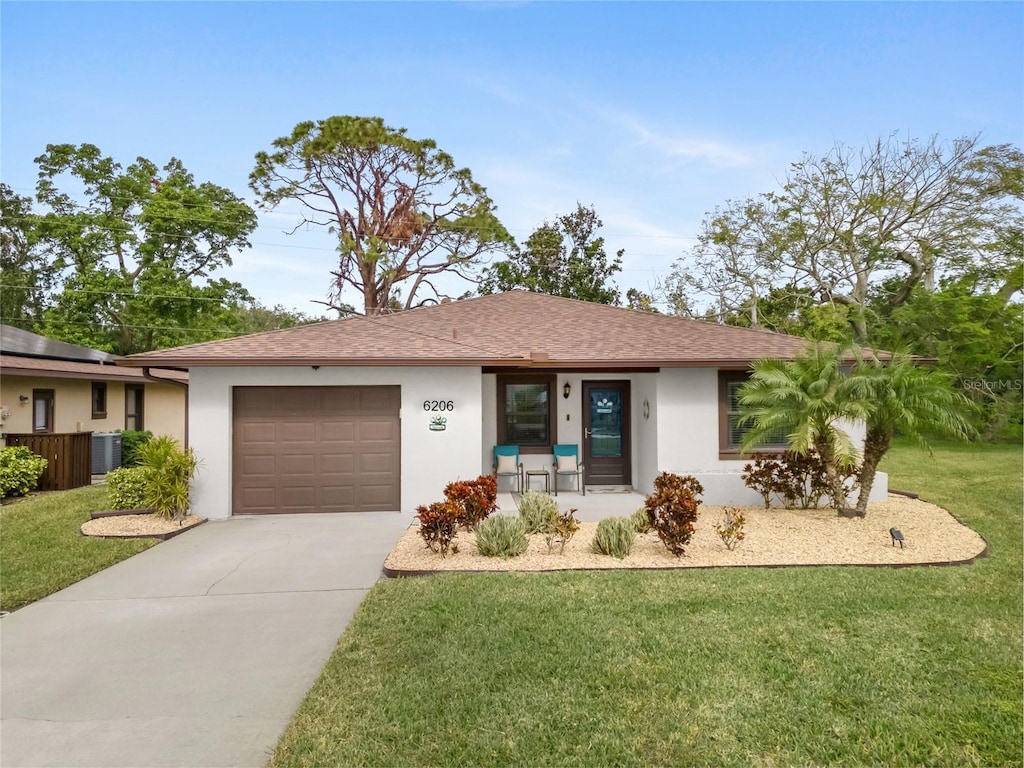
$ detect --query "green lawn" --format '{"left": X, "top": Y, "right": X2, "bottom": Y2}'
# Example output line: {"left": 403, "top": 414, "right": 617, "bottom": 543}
{"left": 271, "top": 442, "right": 1023, "bottom": 768}
{"left": 0, "top": 484, "right": 156, "bottom": 611}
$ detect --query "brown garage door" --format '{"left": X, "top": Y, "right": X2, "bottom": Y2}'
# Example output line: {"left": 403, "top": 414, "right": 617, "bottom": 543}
{"left": 232, "top": 386, "right": 400, "bottom": 514}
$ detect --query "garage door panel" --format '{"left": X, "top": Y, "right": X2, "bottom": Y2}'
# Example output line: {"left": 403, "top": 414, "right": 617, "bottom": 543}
{"left": 240, "top": 487, "right": 277, "bottom": 511}
{"left": 280, "top": 454, "right": 316, "bottom": 475}
{"left": 240, "top": 422, "right": 277, "bottom": 444}
{"left": 320, "top": 485, "right": 356, "bottom": 509}
{"left": 321, "top": 420, "right": 356, "bottom": 443}
{"left": 360, "top": 484, "right": 398, "bottom": 508}
{"left": 320, "top": 452, "right": 356, "bottom": 474}
{"left": 359, "top": 419, "right": 399, "bottom": 442}
{"left": 240, "top": 455, "right": 277, "bottom": 477}
{"left": 358, "top": 388, "right": 399, "bottom": 411}
{"left": 236, "top": 388, "right": 278, "bottom": 413}
{"left": 280, "top": 421, "right": 317, "bottom": 443}
{"left": 233, "top": 386, "right": 400, "bottom": 514}
{"left": 279, "top": 486, "right": 317, "bottom": 508}
{"left": 320, "top": 388, "right": 360, "bottom": 412}
{"left": 360, "top": 451, "right": 398, "bottom": 473}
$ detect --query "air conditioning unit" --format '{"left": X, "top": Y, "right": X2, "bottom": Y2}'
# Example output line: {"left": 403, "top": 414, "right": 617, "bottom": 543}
{"left": 91, "top": 433, "right": 123, "bottom": 474}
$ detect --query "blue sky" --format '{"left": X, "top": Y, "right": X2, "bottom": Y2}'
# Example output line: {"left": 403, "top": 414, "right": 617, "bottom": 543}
{"left": 3, "top": 1, "right": 1022, "bottom": 314}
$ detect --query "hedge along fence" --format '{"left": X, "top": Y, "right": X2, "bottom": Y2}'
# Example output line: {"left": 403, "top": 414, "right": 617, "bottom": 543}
{"left": 3, "top": 433, "right": 92, "bottom": 491}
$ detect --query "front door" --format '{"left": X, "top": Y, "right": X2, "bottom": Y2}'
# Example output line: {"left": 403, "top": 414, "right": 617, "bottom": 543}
{"left": 583, "top": 381, "right": 631, "bottom": 486}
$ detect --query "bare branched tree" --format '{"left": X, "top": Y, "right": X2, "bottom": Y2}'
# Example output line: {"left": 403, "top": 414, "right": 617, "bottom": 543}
{"left": 250, "top": 116, "right": 512, "bottom": 315}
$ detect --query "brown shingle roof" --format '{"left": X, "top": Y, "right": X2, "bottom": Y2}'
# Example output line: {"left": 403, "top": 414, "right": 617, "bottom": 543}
{"left": 120, "top": 291, "right": 812, "bottom": 369}
{"left": 2, "top": 353, "right": 188, "bottom": 382}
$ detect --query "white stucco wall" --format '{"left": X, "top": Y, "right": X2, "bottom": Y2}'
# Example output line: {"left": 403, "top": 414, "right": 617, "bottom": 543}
{"left": 188, "top": 366, "right": 483, "bottom": 520}
{"left": 191, "top": 364, "right": 886, "bottom": 519}
{"left": 632, "top": 373, "right": 660, "bottom": 495}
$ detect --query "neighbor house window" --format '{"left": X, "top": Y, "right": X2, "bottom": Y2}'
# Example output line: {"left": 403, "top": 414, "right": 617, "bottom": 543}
{"left": 497, "top": 374, "right": 555, "bottom": 452}
{"left": 718, "top": 371, "right": 788, "bottom": 457}
{"left": 125, "top": 384, "right": 144, "bottom": 431}
{"left": 32, "top": 389, "right": 54, "bottom": 433}
{"left": 91, "top": 382, "right": 107, "bottom": 419}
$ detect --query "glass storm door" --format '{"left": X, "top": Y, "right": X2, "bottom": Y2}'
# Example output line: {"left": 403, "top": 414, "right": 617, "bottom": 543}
{"left": 582, "top": 381, "right": 631, "bottom": 486}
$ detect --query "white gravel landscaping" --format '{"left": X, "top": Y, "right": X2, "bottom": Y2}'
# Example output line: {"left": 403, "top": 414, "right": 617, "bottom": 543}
{"left": 384, "top": 494, "right": 987, "bottom": 574}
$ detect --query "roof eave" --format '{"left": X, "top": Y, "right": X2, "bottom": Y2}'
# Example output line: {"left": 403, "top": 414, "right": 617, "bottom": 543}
{"left": 117, "top": 356, "right": 804, "bottom": 369}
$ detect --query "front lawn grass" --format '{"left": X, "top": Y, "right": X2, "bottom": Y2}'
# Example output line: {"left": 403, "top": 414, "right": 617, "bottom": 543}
{"left": 270, "top": 442, "right": 1023, "bottom": 768}
{"left": 0, "top": 484, "right": 156, "bottom": 611}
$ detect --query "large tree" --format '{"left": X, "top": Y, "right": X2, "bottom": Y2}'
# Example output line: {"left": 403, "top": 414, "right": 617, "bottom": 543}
{"left": 232, "top": 301, "right": 329, "bottom": 335}
{"left": 479, "top": 203, "right": 623, "bottom": 304}
{"left": 250, "top": 116, "right": 511, "bottom": 316}
{"left": 0, "top": 183, "right": 53, "bottom": 330}
{"left": 870, "top": 275, "right": 1022, "bottom": 439}
{"left": 669, "top": 135, "right": 1019, "bottom": 341}
{"left": 31, "top": 144, "right": 258, "bottom": 354}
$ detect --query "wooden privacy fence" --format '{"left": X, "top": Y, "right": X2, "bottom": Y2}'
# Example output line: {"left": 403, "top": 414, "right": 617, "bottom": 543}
{"left": 3, "top": 432, "right": 93, "bottom": 491}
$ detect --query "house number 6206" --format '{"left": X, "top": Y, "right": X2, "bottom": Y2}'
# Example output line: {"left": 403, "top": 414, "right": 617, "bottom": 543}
{"left": 423, "top": 400, "right": 455, "bottom": 411}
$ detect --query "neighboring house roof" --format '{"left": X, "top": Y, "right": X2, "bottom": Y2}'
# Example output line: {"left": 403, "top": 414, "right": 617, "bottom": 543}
{"left": 0, "top": 326, "right": 188, "bottom": 383}
{"left": 0, "top": 354, "right": 188, "bottom": 383}
{"left": 119, "top": 291, "right": 812, "bottom": 369}
{"left": 1, "top": 325, "right": 116, "bottom": 363}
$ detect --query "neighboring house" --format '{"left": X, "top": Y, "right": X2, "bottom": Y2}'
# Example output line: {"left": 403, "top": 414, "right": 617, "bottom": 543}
{"left": 121, "top": 291, "right": 887, "bottom": 520}
{"left": 0, "top": 325, "right": 187, "bottom": 445}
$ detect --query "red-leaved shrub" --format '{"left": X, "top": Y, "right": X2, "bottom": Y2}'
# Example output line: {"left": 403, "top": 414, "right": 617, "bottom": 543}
{"left": 444, "top": 474, "right": 498, "bottom": 531}
{"left": 645, "top": 472, "right": 703, "bottom": 557}
{"left": 415, "top": 500, "right": 461, "bottom": 556}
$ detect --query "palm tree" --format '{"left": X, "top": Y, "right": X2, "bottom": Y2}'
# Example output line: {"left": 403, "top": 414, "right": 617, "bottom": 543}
{"left": 849, "top": 352, "right": 975, "bottom": 515}
{"left": 739, "top": 342, "right": 869, "bottom": 513}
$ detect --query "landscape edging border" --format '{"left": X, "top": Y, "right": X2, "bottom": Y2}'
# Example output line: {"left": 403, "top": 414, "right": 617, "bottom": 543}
{"left": 81, "top": 518, "right": 207, "bottom": 541}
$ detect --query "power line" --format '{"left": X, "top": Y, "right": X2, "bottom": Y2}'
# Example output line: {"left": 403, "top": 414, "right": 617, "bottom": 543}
{"left": 0, "top": 317, "right": 248, "bottom": 336}
{"left": 0, "top": 214, "right": 687, "bottom": 267}
{"left": 0, "top": 194, "right": 699, "bottom": 242}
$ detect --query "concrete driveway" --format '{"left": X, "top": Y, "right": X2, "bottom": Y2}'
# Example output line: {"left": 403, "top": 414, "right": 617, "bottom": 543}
{"left": 1, "top": 512, "right": 410, "bottom": 768}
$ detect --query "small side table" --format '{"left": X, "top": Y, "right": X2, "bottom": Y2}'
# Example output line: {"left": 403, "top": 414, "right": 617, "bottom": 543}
{"left": 525, "top": 469, "right": 550, "bottom": 494}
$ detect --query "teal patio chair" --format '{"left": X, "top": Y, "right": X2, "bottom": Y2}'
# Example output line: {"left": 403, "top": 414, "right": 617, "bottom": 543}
{"left": 493, "top": 445, "right": 523, "bottom": 493}
{"left": 552, "top": 444, "right": 585, "bottom": 496}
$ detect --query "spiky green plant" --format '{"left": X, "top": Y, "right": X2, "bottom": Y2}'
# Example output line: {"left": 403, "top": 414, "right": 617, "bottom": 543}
{"left": 476, "top": 514, "right": 529, "bottom": 558}
{"left": 630, "top": 507, "right": 652, "bottom": 533}
{"left": 138, "top": 436, "right": 199, "bottom": 523}
{"left": 591, "top": 517, "right": 636, "bottom": 559}
{"left": 518, "top": 490, "right": 558, "bottom": 534}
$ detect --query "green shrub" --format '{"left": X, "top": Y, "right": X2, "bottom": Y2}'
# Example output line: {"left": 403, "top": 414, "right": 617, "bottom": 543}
{"left": 544, "top": 508, "right": 581, "bottom": 553}
{"left": 591, "top": 516, "right": 636, "bottom": 559}
{"left": 645, "top": 472, "right": 703, "bottom": 557}
{"left": 518, "top": 490, "right": 558, "bottom": 534}
{"left": 444, "top": 474, "right": 498, "bottom": 531}
{"left": 118, "top": 430, "right": 153, "bottom": 467}
{"left": 138, "top": 436, "right": 198, "bottom": 522}
{"left": 416, "top": 500, "right": 462, "bottom": 557}
{"left": 106, "top": 466, "right": 147, "bottom": 510}
{"left": 0, "top": 446, "right": 48, "bottom": 498}
{"left": 630, "top": 507, "right": 652, "bottom": 533}
{"left": 476, "top": 514, "right": 529, "bottom": 558}
{"left": 714, "top": 506, "right": 747, "bottom": 551}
